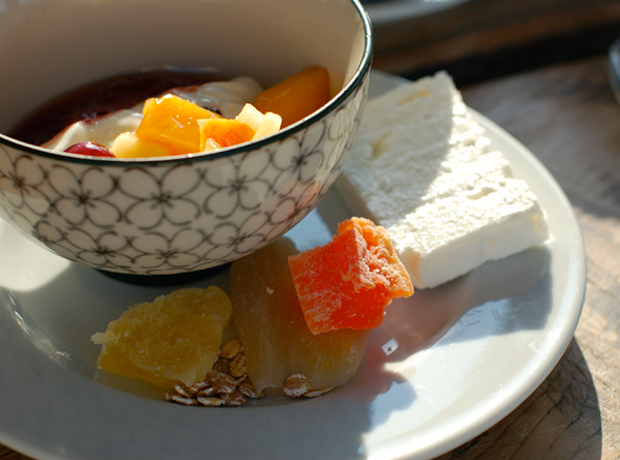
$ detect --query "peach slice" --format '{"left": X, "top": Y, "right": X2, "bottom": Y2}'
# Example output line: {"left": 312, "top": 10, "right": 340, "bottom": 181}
{"left": 254, "top": 66, "right": 330, "bottom": 128}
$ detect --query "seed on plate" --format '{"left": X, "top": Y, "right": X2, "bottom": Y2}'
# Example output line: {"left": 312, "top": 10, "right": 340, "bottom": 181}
{"left": 197, "top": 396, "right": 226, "bottom": 407}
{"left": 220, "top": 339, "right": 243, "bottom": 359}
{"left": 220, "top": 390, "right": 246, "bottom": 407}
{"left": 208, "top": 369, "right": 237, "bottom": 394}
{"left": 305, "top": 387, "right": 334, "bottom": 398}
{"left": 283, "top": 373, "right": 311, "bottom": 398}
{"left": 230, "top": 352, "right": 248, "bottom": 378}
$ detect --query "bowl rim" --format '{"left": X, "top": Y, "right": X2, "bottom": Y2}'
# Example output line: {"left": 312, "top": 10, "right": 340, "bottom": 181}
{"left": 0, "top": 0, "right": 373, "bottom": 168}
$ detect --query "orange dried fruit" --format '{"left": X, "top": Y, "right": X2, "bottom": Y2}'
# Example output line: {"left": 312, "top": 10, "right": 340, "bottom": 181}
{"left": 198, "top": 118, "right": 255, "bottom": 150}
{"left": 254, "top": 66, "right": 330, "bottom": 128}
{"left": 288, "top": 217, "right": 414, "bottom": 334}
{"left": 91, "top": 287, "right": 232, "bottom": 388}
{"left": 229, "top": 238, "right": 370, "bottom": 393}
{"left": 136, "top": 93, "right": 220, "bottom": 155}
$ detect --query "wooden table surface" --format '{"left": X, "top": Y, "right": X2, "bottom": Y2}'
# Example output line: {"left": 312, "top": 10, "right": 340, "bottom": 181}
{"left": 3, "top": 1, "right": 620, "bottom": 459}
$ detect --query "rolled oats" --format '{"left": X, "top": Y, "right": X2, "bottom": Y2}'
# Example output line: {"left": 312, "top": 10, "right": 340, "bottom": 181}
{"left": 220, "top": 339, "right": 243, "bottom": 359}
{"left": 283, "top": 373, "right": 311, "bottom": 398}
{"left": 220, "top": 390, "right": 246, "bottom": 407}
{"left": 305, "top": 387, "right": 334, "bottom": 398}
{"left": 197, "top": 386, "right": 218, "bottom": 397}
{"left": 207, "top": 369, "right": 237, "bottom": 394}
{"left": 197, "top": 396, "right": 226, "bottom": 407}
{"left": 164, "top": 340, "right": 334, "bottom": 407}
{"left": 230, "top": 352, "right": 247, "bottom": 378}
{"left": 213, "top": 358, "right": 231, "bottom": 375}
{"left": 164, "top": 390, "right": 198, "bottom": 406}
{"left": 238, "top": 379, "right": 265, "bottom": 399}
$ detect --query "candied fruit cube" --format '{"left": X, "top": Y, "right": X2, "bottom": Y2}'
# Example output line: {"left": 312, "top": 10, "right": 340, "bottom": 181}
{"left": 91, "top": 287, "right": 232, "bottom": 388}
{"left": 288, "top": 217, "right": 414, "bottom": 334}
{"left": 254, "top": 66, "right": 330, "bottom": 128}
{"left": 198, "top": 118, "right": 255, "bottom": 150}
{"left": 136, "top": 94, "right": 220, "bottom": 155}
{"left": 229, "top": 238, "right": 370, "bottom": 394}
{"left": 235, "top": 103, "right": 282, "bottom": 140}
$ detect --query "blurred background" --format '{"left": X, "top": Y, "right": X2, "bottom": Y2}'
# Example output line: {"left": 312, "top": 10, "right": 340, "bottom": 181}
{"left": 366, "top": 0, "right": 620, "bottom": 85}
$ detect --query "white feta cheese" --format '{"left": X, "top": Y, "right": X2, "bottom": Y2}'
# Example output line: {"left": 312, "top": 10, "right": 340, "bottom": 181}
{"left": 337, "top": 72, "right": 549, "bottom": 289}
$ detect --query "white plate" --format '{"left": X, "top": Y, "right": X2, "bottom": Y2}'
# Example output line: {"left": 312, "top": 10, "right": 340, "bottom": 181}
{"left": 0, "top": 72, "right": 586, "bottom": 460}
{"left": 362, "top": 0, "right": 470, "bottom": 26}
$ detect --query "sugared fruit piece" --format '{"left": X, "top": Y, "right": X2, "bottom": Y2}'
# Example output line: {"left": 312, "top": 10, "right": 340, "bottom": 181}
{"left": 198, "top": 119, "right": 255, "bottom": 150}
{"left": 288, "top": 217, "right": 414, "bottom": 334}
{"left": 64, "top": 141, "right": 115, "bottom": 158}
{"left": 136, "top": 94, "right": 220, "bottom": 155}
{"left": 235, "top": 103, "right": 282, "bottom": 140}
{"left": 229, "top": 238, "right": 370, "bottom": 393}
{"left": 254, "top": 66, "right": 330, "bottom": 128}
{"left": 91, "top": 287, "right": 232, "bottom": 388}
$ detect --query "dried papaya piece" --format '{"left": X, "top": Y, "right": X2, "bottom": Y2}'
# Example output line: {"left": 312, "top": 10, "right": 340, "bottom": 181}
{"left": 288, "top": 217, "right": 414, "bottom": 334}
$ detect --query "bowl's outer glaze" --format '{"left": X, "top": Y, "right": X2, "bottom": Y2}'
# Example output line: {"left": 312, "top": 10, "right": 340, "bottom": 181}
{"left": 0, "top": 77, "right": 369, "bottom": 274}
{"left": 0, "top": 0, "right": 373, "bottom": 274}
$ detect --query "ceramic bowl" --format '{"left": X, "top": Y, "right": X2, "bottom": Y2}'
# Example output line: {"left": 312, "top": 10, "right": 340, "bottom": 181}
{"left": 0, "top": 0, "right": 372, "bottom": 275}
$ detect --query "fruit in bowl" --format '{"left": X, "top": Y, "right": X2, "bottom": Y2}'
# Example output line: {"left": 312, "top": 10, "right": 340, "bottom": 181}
{"left": 0, "top": 0, "right": 373, "bottom": 275}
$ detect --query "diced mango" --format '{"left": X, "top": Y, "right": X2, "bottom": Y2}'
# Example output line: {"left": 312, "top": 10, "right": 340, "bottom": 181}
{"left": 254, "top": 66, "right": 330, "bottom": 128}
{"left": 198, "top": 118, "right": 255, "bottom": 150}
{"left": 136, "top": 94, "right": 220, "bottom": 155}
{"left": 111, "top": 132, "right": 173, "bottom": 159}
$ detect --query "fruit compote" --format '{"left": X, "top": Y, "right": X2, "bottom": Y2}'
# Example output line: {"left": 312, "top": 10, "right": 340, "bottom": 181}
{"left": 9, "top": 66, "right": 330, "bottom": 159}
{"left": 10, "top": 68, "right": 226, "bottom": 147}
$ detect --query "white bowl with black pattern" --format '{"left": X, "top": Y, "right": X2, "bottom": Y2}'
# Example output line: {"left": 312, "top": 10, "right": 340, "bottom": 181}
{"left": 0, "top": 0, "right": 372, "bottom": 275}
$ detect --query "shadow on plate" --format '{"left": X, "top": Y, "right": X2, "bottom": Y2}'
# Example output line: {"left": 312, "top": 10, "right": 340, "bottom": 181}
{"left": 368, "top": 245, "right": 551, "bottom": 365}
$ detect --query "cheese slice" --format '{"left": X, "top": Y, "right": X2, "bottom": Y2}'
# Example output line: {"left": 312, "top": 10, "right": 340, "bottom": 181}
{"left": 337, "top": 72, "right": 549, "bottom": 289}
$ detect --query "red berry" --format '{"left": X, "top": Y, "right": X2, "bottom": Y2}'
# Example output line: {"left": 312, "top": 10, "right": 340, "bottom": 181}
{"left": 64, "top": 141, "right": 115, "bottom": 158}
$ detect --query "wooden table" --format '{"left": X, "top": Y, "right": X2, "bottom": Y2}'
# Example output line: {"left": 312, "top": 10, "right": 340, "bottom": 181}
{"left": 2, "top": 1, "right": 620, "bottom": 458}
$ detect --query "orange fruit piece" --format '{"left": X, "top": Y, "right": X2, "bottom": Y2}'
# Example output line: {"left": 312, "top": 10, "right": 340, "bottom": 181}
{"left": 254, "top": 66, "right": 330, "bottom": 128}
{"left": 136, "top": 94, "right": 220, "bottom": 155}
{"left": 229, "top": 238, "right": 370, "bottom": 393}
{"left": 288, "top": 217, "right": 414, "bottom": 335}
{"left": 91, "top": 287, "right": 232, "bottom": 388}
{"left": 198, "top": 118, "right": 255, "bottom": 150}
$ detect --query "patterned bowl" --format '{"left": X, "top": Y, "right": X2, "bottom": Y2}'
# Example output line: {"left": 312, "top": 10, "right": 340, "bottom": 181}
{"left": 0, "top": 0, "right": 372, "bottom": 275}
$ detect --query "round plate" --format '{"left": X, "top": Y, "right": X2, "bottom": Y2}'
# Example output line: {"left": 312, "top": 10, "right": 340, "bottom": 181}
{"left": 0, "top": 72, "right": 586, "bottom": 460}
{"left": 362, "top": 0, "right": 470, "bottom": 26}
